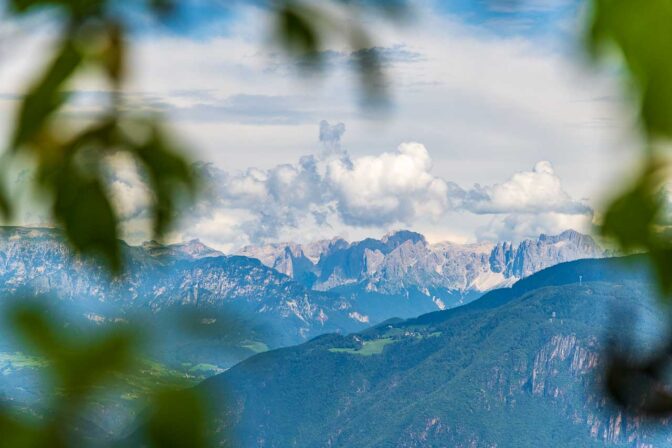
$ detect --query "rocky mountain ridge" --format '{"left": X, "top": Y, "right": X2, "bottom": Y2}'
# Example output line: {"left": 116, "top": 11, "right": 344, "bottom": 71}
{"left": 239, "top": 228, "right": 606, "bottom": 296}
{"left": 0, "top": 226, "right": 607, "bottom": 366}
{"left": 0, "top": 226, "right": 366, "bottom": 367}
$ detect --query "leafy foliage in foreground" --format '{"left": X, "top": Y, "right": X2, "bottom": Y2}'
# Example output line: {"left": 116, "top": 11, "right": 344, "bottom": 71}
{"left": 0, "top": 301, "right": 210, "bottom": 448}
{"left": 586, "top": 0, "right": 672, "bottom": 414}
{"left": 0, "top": 2, "right": 407, "bottom": 446}
{"left": 0, "top": 0, "right": 404, "bottom": 272}
{"left": 3, "top": 0, "right": 196, "bottom": 273}
{"left": 4, "top": 0, "right": 672, "bottom": 444}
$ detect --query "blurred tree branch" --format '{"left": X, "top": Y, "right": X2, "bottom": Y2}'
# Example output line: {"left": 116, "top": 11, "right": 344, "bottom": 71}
{"left": 0, "top": 0, "right": 407, "bottom": 446}
{"left": 10, "top": 0, "right": 672, "bottom": 441}
{"left": 586, "top": 0, "right": 672, "bottom": 418}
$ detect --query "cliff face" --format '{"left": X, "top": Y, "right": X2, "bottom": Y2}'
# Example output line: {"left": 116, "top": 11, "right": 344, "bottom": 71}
{"left": 239, "top": 229, "right": 607, "bottom": 298}
{"left": 507, "top": 230, "right": 605, "bottom": 278}
{"left": 477, "top": 332, "right": 667, "bottom": 447}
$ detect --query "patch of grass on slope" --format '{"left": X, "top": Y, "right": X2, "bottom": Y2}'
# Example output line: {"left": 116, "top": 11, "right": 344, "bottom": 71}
{"left": 240, "top": 340, "right": 269, "bottom": 354}
{"left": 329, "top": 337, "right": 395, "bottom": 356}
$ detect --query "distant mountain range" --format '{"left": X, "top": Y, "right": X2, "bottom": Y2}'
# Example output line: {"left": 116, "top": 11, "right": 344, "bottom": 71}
{"left": 239, "top": 229, "right": 607, "bottom": 322}
{"left": 197, "top": 255, "right": 670, "bottom": 447}
{"left": 0, "top": 226, "right": 606, "bottom": 369}
{"left": 0, "top": 227, "right": 364, "bottom": 370}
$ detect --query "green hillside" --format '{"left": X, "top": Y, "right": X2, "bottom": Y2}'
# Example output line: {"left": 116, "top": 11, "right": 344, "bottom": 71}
{"left": 199, "top": 255, "right": 672, "bottom": 447}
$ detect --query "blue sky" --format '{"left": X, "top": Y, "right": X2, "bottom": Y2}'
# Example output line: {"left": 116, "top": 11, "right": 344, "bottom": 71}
{"left": 130, "top": 0, "right": 582, "bottom": 39}
{"left": 434, "top": 0, "right": 582, "bottom": 36}
{"left": 0, "top": 0, "right": 638, "bottom": 250}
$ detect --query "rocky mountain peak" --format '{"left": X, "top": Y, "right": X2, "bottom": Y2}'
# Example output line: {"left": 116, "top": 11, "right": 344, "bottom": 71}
{"left": 141, "top": 239, "right": 223, "bottom": 260}
{"left": 237, "top": 230, "right": 608, "bottom": 305}
{"left": 381, "top": 230, "right": 427, "bottom": 250}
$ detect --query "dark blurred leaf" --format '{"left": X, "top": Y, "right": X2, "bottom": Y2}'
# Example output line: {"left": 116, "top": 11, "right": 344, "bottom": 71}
{"left": 599, "top": 160, "right": 672, "bottom": 297}
{"left": 147, "top": 388, "right": 209, "bottom": 448}
{"left": 61, "top": 329, "right": 136, "bottom": 398}
{"left": 588, "top": 0, "right": 672, "bottom": 139}
{"left": 8, "top": 0, "right": 105, "bottom": 18}
{"left": 103, "top": 21, "right": 125, "bottom": 87}
{"left": 275, "top": 1, "right": 322, "bottom": 61}
{"left": 604, "top": 335, "right": 672, "bottom": 418}
{"left": 52, "top": 166, "right": 121, "bottom": 272}
{"left": 24, "top": 118, "right": 126, "bottom": 270}
{"left": 10, "top": 301, "right": 137, "bottom": 398}
{"left": 0, "top": 411, "right": 38, "bottom": 448}
{"left": 132, "top": 125, "right": 195, "bottom": 238}
{"left": 11, "top": 303, "right": 61, "bottom": 357}
{"left": 7, "top": 0, "right": 64, "bottom": 13}
{"left": 648, "top": 248, "right": 672, "bottom": 296}
{"left": 11, "top": 38, "right": 83, "bottom": 149}
{"left": 600, "top": 161, "right": 666, "bottom": 251}
{"left": 148, "top": 0, "right": 176, "bottom": 17}
{"left": 349, "top": 33, "right": 387, "bottom": 106}
{"left": 0, "top": 176, "right": 12, "bottom": 220}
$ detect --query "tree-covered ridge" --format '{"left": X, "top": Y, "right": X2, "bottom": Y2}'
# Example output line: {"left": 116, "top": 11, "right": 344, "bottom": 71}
{"left": 199, "top": 255, "right": 669, "bottom": 447}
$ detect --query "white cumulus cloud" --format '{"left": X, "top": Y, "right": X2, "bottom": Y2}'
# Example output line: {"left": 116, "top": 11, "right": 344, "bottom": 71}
{"left": 170, "top": 128, "right": 594, "bottom": 249}
{"left": 79, "top": 122, "right": 594, "bottom": 249}
{"left": 325, "top": 142, "right": 451, "bottom": 226}
{"left": 463, "top": 161, "right": 590, "bottom": 215}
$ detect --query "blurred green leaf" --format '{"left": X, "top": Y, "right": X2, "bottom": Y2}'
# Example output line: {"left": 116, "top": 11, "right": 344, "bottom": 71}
{"left": 147, "top": 388, "right": 209, "bottom": 448}
{"left": 11, "top": 302, "right": 61, "bottom": 357}
{"left": 51, "top": 163, "right": 121, "bottom": 273}
{"left": 275, "top": 1, "right": 322, "bottom": 61}
{"left": 600, "top": 159, "right": 672, "bottom": 297}
{"left": 131, "top": 124, "right": 196, "bottom": 238}
{"left": 0, "top": 411, "right": 38, "bottom": 448}
{"left": 648, "top": 248, "right": 672, "bottom": 296}
{"left": 600, "top": 160, "right": 667, "bottom": 251}
{"left": 11, "top": 38, "right": 83, "bottom": 149}
{"left": 0, "top": 176, "right": 12, "bottom": 220}
{"left": 588, "top": 0, "right": 672, "bottom": 139}
{"left": 102, "top": 21, "right": 125, "bottom": 87}
{"left": 10, "top": 302, "right": 137, "bottom": 398}
{"left": 7, "top": 0, "right": 65, "bottom": 14}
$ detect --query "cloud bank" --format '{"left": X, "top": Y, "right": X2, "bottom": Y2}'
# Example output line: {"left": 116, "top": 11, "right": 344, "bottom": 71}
{"left": 462, "top": 161, "right": 591, "bottom": 215}
{"left": 0, "top": 2, "right": 614, "bottom": 250}
{"left": 107, "top": 121, "right": 592, "bottom": 250}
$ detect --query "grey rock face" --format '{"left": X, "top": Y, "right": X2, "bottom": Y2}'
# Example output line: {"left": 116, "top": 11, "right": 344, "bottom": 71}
{"left": 0, "top": 226, "right": 364, "bottom": 347}
{"left": 507, "top": 230, "right": 605, "bottom": 278}
{"left": 0, "top": 226, "right": 607, "bottom": 351}
{"left": 238, "top": 229, "right": 607, "bottom": 296}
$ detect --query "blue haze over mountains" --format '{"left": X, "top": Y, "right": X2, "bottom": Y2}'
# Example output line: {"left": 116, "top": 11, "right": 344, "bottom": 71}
{"left": 0, "top": 225, "right": 615, "bottom": 441}
{"left": 0, "top": 226, "right": 605, "bottom": 369}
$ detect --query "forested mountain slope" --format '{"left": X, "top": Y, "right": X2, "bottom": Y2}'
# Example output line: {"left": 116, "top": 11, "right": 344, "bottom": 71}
{"left": 200, "top": 255, "right": 670, "bottom": 447}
